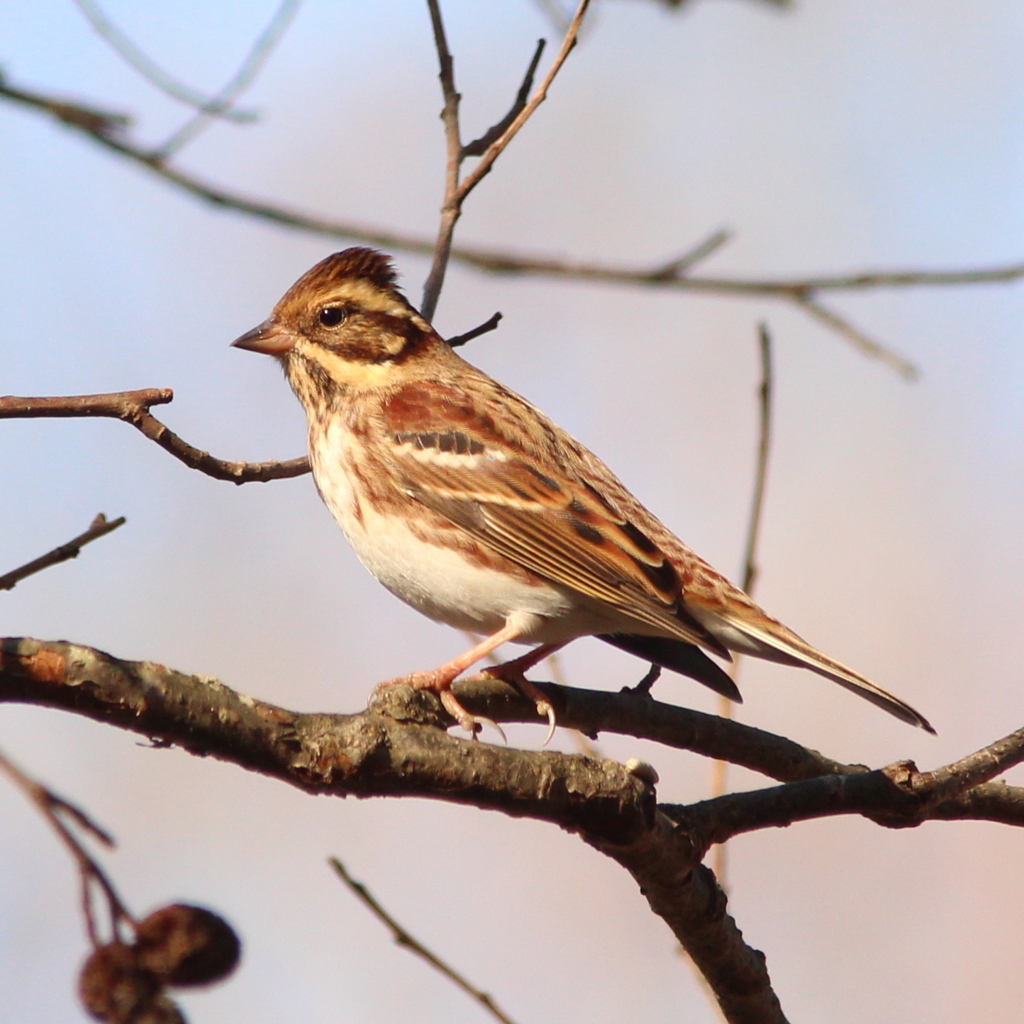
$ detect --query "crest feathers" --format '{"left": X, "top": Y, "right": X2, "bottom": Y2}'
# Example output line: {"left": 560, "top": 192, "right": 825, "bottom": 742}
{"left": 296, "top": 247, "right": 400, "bottom": 295}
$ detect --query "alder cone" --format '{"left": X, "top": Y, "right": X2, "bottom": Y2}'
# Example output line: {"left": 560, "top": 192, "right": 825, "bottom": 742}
{"left": 135, "top": 904, "right": 241, "bottom": 987}
{"left": 78, "top": 941, "right": 178, "bottom": 1023}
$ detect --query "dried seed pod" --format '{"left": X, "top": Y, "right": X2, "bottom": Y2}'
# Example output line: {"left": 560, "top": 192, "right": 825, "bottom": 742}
{"left": 135, "top": 904, "right": 240, "bottom": 987}
{"left": 78, "top": 941, "right": 161, "bottom": 1022}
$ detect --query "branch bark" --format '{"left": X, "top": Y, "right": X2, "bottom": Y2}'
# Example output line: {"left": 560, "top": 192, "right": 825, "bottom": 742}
{"left": 0, "top": 636, "right": 783, "bottom": 1022}
{"left": 0, "top": 390, "right": 309, "bottom": 483}
{"left": 4, "top": 635, "right": 1024, "bottom": 1023}
{"left": 0, "top": 514, "right": 125, "bottom": 592}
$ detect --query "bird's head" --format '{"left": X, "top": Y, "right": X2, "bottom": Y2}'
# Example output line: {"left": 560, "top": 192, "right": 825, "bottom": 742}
{"left": 232, "top": 248, "right": 441, "bottom": 405}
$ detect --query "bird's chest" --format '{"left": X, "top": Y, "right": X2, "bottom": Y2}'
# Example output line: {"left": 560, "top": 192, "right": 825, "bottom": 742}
{"left": 307, "top": 419, "right": 574, "bottom": 636}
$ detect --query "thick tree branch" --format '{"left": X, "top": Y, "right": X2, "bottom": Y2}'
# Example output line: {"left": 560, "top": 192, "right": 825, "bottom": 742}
{"left": 4, "top": 636, "right": 1022, "bottom": 833}
{"left": 590, "top": 830, "right": 788, "bottom": 1024}
{"left": 667, "top": 726, "right": 1024, "bottom": 849}
{"left": 6, "top": 636, "right": 1023, "bottom": 1023}
{"left": 0, "top": 390, "right": 310, "bottom": 483}
{"left": 0, "top": 637, "right": 653, "bottom": 841}
{"left": 453, "top": 676, "right": 856, "bottom": 782}
{"left": 0, "top": 635, "right": 785, "bottom": 1023}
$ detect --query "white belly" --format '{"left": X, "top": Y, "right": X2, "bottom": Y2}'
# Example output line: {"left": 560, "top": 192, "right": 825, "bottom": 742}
{"left": 310, "top": 424, "right": 609, "bottom": 644}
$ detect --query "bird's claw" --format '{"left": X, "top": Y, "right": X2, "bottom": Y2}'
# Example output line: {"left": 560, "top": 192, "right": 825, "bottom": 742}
{"left": 439, "top": 690, "right": 507, "bottom": 743}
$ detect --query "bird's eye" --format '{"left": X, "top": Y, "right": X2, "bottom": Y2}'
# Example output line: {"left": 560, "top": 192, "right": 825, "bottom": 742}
{"left": 318, "top": 306, "right": 348, "bottom": 327}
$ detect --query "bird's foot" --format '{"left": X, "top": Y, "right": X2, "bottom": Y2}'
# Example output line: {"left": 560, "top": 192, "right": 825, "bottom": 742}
{"left": 374, "top": 670, "right": 507, "bottom": 743}
{"left": 466, "top": 661, "right": 558, "bottom": 747}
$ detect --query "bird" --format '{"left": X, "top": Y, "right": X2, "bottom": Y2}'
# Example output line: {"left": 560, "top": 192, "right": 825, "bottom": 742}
{"left": 232, "top": 247, "right": 934, "bottom": 738}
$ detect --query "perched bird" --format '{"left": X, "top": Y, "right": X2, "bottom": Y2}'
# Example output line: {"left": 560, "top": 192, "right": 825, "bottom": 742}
{"left": 233, "top": 247, "right": 933, "bottom": 737}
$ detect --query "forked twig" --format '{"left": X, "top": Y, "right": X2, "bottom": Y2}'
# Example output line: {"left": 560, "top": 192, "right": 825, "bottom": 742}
{"left": 0, "top": 748, "right": 133, "bottom": 946}
{"left": 0, "top": 514, "right": 125, "bottom": 592}
{"left": 462, "top": 40, "right": 546, "bottom": 157}
{"left": 10, "top": 69, "right": 1024, "bottom": 375}
{"left": 154, "top": 0, "right": 302, "bottom": 160}
{"left": 420, "top": 0, "right": 591, "bottom": 319}
{"left": 70, "top": 0, "right": 256, "bottom": 123}
{"left": 329, "top": 858, "right": 519, "bottom": 1024}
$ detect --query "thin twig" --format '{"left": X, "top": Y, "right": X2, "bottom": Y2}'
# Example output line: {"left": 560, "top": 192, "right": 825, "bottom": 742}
{"left": 2, "top": 71, "right": 1014, "bottom": 375}
{"left": 329, "top": 858, "right": 519, "bottom": 1024}
{"left": 791, "top": 292, "right": 917, "bottom": 380}
{"left": 455, "top": 0, "right": 591, "bottom": 203}
{"left": 709, "top": 323, "right": 774, "bottom": 882}
{"left": 420, "top": 0, "right": 590, "bottom": 320}
{"left": 462, "top": 39, "right": 547, "bottom": 157}
{"left": 0, "top": 514, "right": 126, "bottom": 592}
{"left": 446, "top": 311, "right": 503, "bottom": 347}
{"left": 420, "top": 0, "right": 464, "bottom": 320}
{"left": 650, "top": 227, "right": 733, "bottom": 280}
{"left": 0, "top": 390, "right": 310, "bottom": 483}
{"left": 70, "top": 0, "right": 256, "bottom": 123}
{"left": 0, "top": 747, "right": 133, "bottom": 946}
{"left": 0, "top": 71, "right": 131, "bottom": 135}
{"left": 740, "top": 324, "right": 774, "bottom": 597}
{"left": 154, "top": 0, "right": 301, "bottom": 160}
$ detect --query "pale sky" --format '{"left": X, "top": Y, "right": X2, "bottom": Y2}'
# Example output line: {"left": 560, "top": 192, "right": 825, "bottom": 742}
{"left": 2, "top": 2, "right": 1023, "bottom": 1022}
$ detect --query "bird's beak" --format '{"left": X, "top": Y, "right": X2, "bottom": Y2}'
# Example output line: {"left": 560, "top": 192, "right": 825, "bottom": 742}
{"left": 231, "top": 319, "right": 297, "bottom": 356}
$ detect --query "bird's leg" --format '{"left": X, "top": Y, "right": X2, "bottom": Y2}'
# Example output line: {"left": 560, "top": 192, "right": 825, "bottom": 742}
{"left": 464, "top": 642, "right": 567, "bottom": 746}
{"left": 375, "top": 621, "right": 528, "bottom": 739}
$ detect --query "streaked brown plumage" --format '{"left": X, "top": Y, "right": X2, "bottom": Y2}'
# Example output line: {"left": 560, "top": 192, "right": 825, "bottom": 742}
{"left": 233, "top": 247, "right": 934, "bottom": 737}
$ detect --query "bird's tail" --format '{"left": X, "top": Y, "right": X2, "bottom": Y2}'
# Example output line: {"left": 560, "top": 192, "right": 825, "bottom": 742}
{"left": 696, "top": 608, "right": 935, "bottom": 733}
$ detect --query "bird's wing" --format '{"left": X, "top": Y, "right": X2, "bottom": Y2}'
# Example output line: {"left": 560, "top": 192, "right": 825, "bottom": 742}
{"left": 378, "top": 385, "right": 726, "bottom": 654}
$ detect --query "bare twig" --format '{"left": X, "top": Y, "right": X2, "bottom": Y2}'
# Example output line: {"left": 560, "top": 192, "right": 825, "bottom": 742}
{"left": 0, "top": 390, "right": 310, "bottom": 483}
{"left": 454, "top": 0, "right": 590, "bottom": 203}
{"left": 0, "top": 514, "right": 126, "bottom": 592}
{"left": 330, "top": 858, "right": 519, "bottom": 1024}
{"left": 2, "top": 70, "right": 1018, "bottom": 374}
{"left": 0, "top": 747, "right": 133, "bottom": 946}
{"left": 650, "top": 227, "right": 733, "bottom": 280}
{"left": 70, "top": 0, "right": 256, "bottom": 123}
{"left": 462, "top": 39, "right": 547, "bottom": 157}
{"left": 709, "top": 324, "right": 774, "bottom": 880}
{"left": 420, "top": 0, "right": 590, "bottom": 320}
{"left": 0, "top": 72, "right": 131, "bottom": 135}
{"left": 740, "top": 324, "right": 774, "bottom": 598}
{"left": 420, "top": 0, "right": 464, "bottom": 320}
{"left": 791, "top": 292, "right": 917, "bottom": 380}
{"left": 446, "top": 311, "right": 503, "bottom": 347}
{"left": 154, "top": 0, "right": 302, "bottom": 160}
